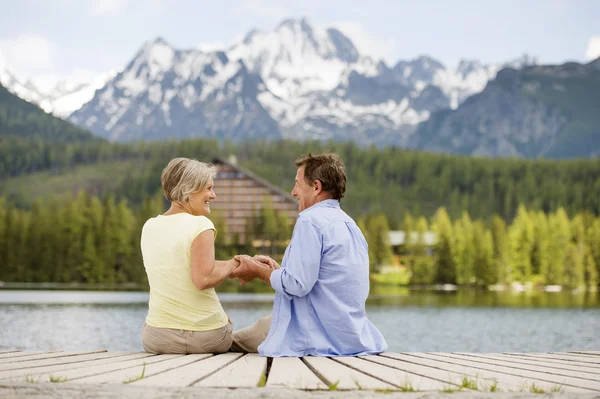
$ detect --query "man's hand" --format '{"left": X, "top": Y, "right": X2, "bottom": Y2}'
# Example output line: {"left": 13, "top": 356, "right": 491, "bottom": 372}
{"left": 231, "top": 255, "right": 275, "bottom": 285}
{"left": 253, "top": 255, "right": 280, "bottom": 269}
{"left": 231, "top": 255, "right": 260, "bottom": 285}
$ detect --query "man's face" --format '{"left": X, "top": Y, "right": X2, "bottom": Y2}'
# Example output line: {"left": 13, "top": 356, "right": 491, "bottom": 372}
{"left": 291, "top": 166, "right": 316, "bottom": 212}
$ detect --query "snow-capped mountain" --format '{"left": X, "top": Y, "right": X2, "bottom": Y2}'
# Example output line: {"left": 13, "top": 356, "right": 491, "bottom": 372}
{"left": 0, "top": 57, "right": 116, "bottom": 118}
{"left": 70, "top": 38, "right": 280, "bottom": 141}
{"left": 56, "top": 18, "right": 535, "bottom": 144}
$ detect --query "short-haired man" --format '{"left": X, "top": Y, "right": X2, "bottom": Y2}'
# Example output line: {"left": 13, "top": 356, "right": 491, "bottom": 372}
{"left": 231, "top": 152, "right": 388, "bottom": 356}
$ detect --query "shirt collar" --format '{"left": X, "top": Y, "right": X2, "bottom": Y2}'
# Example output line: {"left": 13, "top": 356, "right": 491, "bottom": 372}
{"left": 299, "top": 199, "right": 340, "bottom": 216}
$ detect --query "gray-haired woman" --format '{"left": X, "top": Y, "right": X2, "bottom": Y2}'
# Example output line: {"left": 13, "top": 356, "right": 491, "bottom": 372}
{"left": 140, "top": 157, "right": 270, "bottom": 354}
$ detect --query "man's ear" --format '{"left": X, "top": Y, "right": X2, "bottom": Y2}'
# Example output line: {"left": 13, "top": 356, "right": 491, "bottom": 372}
{"left": 313, "top": 180, "right": 323, "bottom": 195}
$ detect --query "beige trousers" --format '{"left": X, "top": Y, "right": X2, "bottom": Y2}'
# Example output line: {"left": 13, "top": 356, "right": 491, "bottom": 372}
{"left": 142, "top": 316, "right": 271, "bottom": 354}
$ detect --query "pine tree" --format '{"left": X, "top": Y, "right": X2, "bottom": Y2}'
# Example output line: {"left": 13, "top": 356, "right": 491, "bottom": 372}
{"left": 410, "top": 217, "right": 434, "bottom": 284}
{"left": 508, "top": 205, "right": 535, "bottom": 283}
{"left": 452, "top": 211, "right": 475, "bottom": 285}
{"left": 547, "top": 208, "right": 570, "bottom": 285}
{"left": 491, "top": 216, "right": 511, "bottom": 284}
{"left": 431, "top": 208, "right": 456, "bottom": 284}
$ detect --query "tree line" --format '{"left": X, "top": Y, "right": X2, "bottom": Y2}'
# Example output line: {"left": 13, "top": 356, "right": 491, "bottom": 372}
{"left": 1, "top": 193, "right": 598, "bottom": 289}
{"left": 2, "top": 138, "right": 600, "bottom": 225}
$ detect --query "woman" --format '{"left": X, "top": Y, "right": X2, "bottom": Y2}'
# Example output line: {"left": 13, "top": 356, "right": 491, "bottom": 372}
{"left": 140, "top": 157, "right": 241, "bottom": 354}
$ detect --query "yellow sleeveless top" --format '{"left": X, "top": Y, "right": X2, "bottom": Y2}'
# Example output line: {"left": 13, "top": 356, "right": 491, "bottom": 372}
{"left": 141, "top": 213, "right": 228, "bottom": 331}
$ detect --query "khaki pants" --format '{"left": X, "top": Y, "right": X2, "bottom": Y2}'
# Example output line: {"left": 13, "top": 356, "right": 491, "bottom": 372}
{"left": 142, "top": 316, "right": 271, "bottom": 354}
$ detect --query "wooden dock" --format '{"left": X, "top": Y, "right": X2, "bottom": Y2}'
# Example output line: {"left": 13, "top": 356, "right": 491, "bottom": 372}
{"left": 0, "top": 350, "right": 599, "bottom": 394}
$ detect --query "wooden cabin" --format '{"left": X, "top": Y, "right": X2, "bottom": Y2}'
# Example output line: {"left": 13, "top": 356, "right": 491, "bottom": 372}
{"left": 209, "top": 156, "right": 298, "bottom": 244}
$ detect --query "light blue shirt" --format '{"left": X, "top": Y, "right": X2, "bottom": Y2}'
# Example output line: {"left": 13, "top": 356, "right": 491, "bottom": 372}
{"left": 258, "top": 199, "right": 388, "bottom": 357}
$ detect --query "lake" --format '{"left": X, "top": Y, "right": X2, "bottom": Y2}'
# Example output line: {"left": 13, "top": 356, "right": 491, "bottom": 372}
{"left": 1, "top": 289, "right": 598, "bottom": 353}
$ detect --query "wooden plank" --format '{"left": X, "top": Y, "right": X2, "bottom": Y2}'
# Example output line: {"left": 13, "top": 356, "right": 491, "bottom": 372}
{"left": 454, "top": 353, "right": 600, "bottom": 376}
{"left": 386, "top": 352, "right": 554, "bottom": 392}
{"left": 24, "top": 355, "right": 182, "bottom": 384}
{"left": 0, "top": 351, "right": 21, "bottom": 354}
{"left": 0, "top": 353, "right": 153, "bottom": 381}
{"left": 550, "top": 352, "right": 600, "bottom": 361}
{"left": 498, "top": 353, "right": 600, "bottom": 370}
{"left": 569, "top": 351, "right": 600, "bottom": 356}
{"left": 194, "top": 354, "right": 266, "bottom": 388}
{"left": 504, "top": 352, "right": 600, "bottom": 365}
{"left": 72, "top": 354, "right": 211, "bottom": 385}
{"left": 302, "top": 356, "right": 394, "bottom": 390}
{"left": 0, "top": 351, "right": 62, "bottom": 361}
{"left": 420, "top": 353, "right": 599, "bottom": 392}
{"left": 0, "top": 351, "right": 115, "bottom": 372}
{"left": 266, "top": 357, "right": 327, "bottom": 390}
{"left": 448, "top": 352, "right": 600, "bottom": 382}
{"left": 132, "top": 353, "right": 242, "bottom": 387}
{"left": 0, "top": 351, "right": 89, "bottom": 365}
{"left": 336, "top": 356, "right": 459, "bottom": 391}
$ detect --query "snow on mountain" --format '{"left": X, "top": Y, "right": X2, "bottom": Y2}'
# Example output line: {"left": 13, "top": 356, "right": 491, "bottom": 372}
{"left": 65, "top": 18, "right": 538, "bottom": 146}
{"left": 227, "top": 18, "right": 364, "bottom": 106}
{"left": 0, "top": 58, "right": 116, "bottom": 118}
{"left": 0, "top": 62, "right": 46, "bottom": 106}
{"left": 70, "top": 37, "right": 280, "bottom": 141}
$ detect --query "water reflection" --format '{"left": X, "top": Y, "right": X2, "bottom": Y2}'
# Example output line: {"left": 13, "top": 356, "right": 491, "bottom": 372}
{"left": 368, "top": 288, "right": 600, "bottom": 308}
{"left": 0, "top": 289, "right": 598, "bottom": 353}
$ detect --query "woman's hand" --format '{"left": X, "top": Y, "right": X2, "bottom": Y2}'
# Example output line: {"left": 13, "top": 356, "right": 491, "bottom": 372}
{"left": 253, "top": 255, "right": 280, "bottom": 269}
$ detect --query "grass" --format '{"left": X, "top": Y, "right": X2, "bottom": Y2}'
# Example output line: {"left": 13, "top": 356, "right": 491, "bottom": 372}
{"left": 551, "top": 385, "right": 563, "bottom": 393}
{"left": 327, "top": 380, "right": 340, "bottom": 391}
{"left": 49, "top": 375, "right": 68, "bottom": 383}
{"left": 24, "top": 375, "right": 39, "bottom": 383}
{"left": 460, "top": 375, "right": 478, "bottom": 390}
{"left": 529, "top": 383, "right": 545, "bottom": 394}
{"left": 440, "top": 386, "right": 461, "bottom": 393}
{"left": 123, "top": 362, "right": 147, "bottom": 384}
{"left": 398, "top": 380, "right": 416, "bottom": 392}
{"left": 487, "top": 379, "right": 500, "bottom": 392}
{"left": 257, "top": 373, "right": 267, "bottom": 387}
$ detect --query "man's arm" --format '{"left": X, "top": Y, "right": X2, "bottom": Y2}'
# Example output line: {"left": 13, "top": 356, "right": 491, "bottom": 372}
{"left": 190, "top": 229, "right": 239, "bottom": 290}
{"left": 270, "top": 220, "right": 322, "bottom": 299}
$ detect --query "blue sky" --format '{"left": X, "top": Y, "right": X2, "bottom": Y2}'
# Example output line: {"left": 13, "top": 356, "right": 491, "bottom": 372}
{"left": 1, "top": 0, "right": 599, "bottom": 90}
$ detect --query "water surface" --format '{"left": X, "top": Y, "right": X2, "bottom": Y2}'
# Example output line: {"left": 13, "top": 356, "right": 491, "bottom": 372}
{"left": 1, "top": 290, "right": 598, "bottom": 353}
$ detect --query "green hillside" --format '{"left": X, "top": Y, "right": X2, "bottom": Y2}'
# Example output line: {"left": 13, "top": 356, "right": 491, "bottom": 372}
{"left": 0, "top": 83, "right": 101, "bottom": 143}
{"left": 1, "top": 138, "right": 599, "bottom": 224}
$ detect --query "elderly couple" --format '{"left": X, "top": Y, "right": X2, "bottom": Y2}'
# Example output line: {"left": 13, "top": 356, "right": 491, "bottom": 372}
{"left": 140, "top": 152, "right": 387, "bottom": 356}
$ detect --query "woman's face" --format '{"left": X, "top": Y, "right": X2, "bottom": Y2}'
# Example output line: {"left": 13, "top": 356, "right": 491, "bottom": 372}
{"left": 188, "top": 179, "right": 216, "bottom": 216}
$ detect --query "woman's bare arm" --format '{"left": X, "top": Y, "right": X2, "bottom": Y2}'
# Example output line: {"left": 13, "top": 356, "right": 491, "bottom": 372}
{"left": 190, "top": 230, "right": 238, "bottom": 290}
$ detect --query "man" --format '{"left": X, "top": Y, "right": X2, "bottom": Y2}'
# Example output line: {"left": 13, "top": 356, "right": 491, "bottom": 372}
{"left": 231, "top": 152, "right": 387, "bottom": 356}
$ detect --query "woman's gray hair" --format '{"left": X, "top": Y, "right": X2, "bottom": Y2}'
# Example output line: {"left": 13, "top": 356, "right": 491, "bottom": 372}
{"left": 161, "top": 157, "right": 216, "bottom": 203}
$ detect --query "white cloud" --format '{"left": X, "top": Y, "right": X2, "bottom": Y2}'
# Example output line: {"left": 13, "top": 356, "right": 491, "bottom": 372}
{"left": 235, "top": 0, "right": 288, "bottom": 19}
{"left": 0, "top": 34, "right": 57, "bottom": 75}
{"left": 585, "top": 36, "right": 600, "bottom": 60}
{"left": 89, "top": 0, "right": 128, "bottom": 16}
{"left": 331, "top": 21, "right": 396, "bottom": 65}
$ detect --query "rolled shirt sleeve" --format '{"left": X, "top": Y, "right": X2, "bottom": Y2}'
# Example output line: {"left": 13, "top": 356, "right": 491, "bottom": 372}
{"left": 269, "top": 220, "right": 322, "bottom": 299}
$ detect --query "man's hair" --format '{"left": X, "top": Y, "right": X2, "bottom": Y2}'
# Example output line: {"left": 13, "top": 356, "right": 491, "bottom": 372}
{"left": 294, "top": 152, "right": 346, "bottom": 200}
{"left": 161, "top": 157, "right": 216, "bottom": 203}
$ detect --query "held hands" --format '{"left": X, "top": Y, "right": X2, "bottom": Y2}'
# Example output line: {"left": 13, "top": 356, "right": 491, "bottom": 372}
{"left": 230, "top": 254, "right": 279, "bottom": 285}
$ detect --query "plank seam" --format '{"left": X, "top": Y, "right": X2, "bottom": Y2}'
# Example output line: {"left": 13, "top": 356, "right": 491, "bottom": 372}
{"left": 0, "top": 353, "right": 156, "bottom": 376}
{"left": 452, "top": 353, "right": 600, "bottom": 376}
{"left": 300, "top": 357, "right": 333, "bottom": 388}
{"left": 397, "top": 353, "right": 599, "bottom": 392}
{"left": 358, "top": 355, "right": 467, "bottom": 390}
{"left": 67, "top": 355, "right": 188, "bottom": 382}
{"left": 447, "top": 353, "right": 600, "bottom": 383}
{"left": 186, "top": 354, "right": 245, "bottom": 387}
